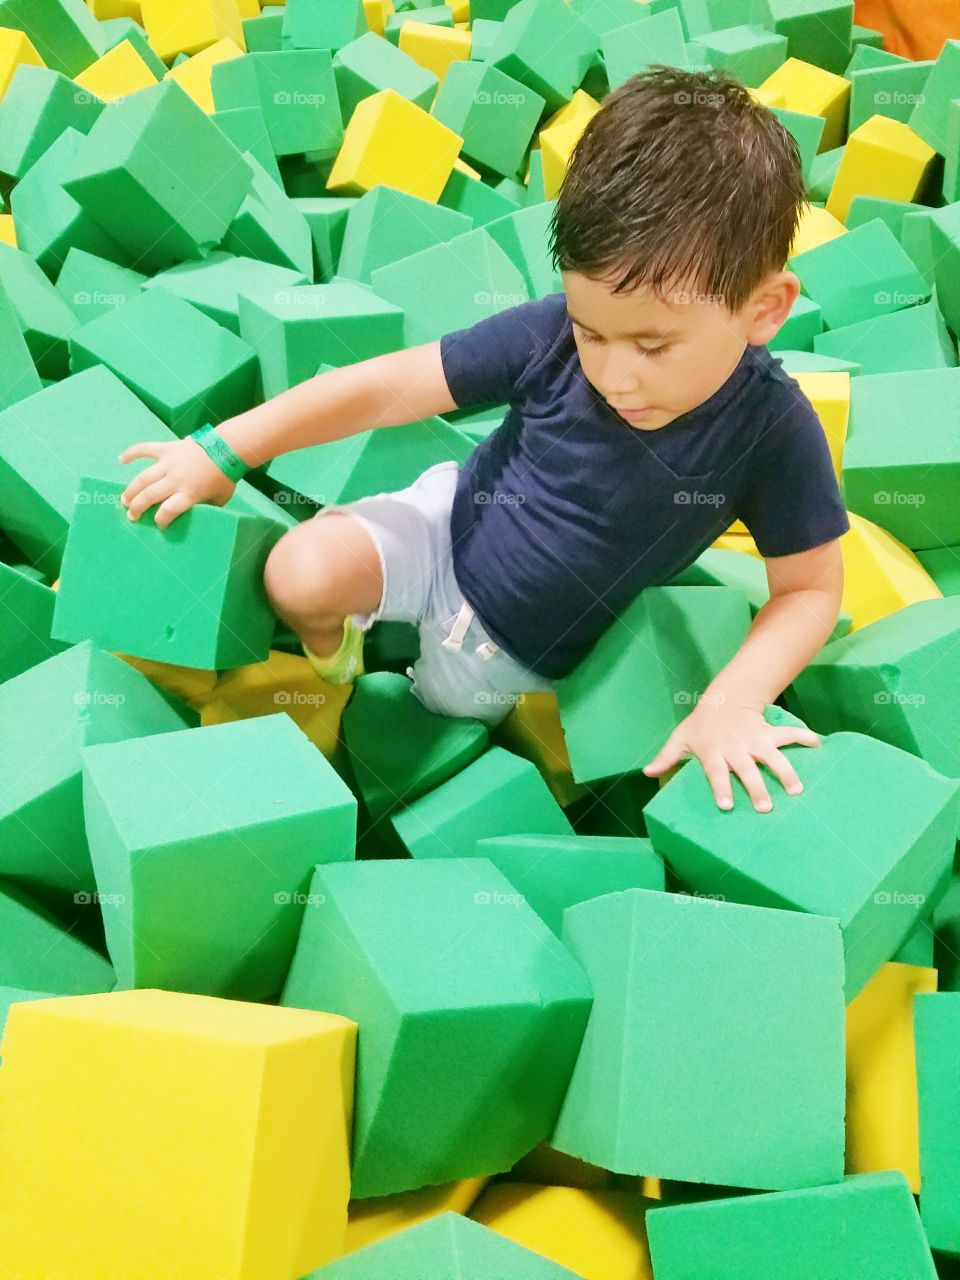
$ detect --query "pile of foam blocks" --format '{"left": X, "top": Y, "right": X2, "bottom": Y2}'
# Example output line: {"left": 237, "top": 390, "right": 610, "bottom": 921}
{"left": 1, "top": 0, "right": 960, "bottom": 1275}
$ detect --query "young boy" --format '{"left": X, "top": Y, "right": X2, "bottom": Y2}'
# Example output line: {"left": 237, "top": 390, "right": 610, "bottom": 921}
{"left": 118, "top": 66, "right": 849, "bottom": 815}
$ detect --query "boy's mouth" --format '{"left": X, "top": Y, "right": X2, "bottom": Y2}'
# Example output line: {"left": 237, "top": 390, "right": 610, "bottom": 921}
{"left": 612, "top": 405, "right": 655, "bottom": 422}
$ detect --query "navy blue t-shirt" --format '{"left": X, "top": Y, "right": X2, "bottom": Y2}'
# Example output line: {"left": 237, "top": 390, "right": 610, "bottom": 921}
{"left": 439, "top": 292, "right": 850, "bottom": 680}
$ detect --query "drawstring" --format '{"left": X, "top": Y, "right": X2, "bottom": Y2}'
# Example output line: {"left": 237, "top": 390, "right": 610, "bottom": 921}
{"left": 440, "top": 600, "right": 499, "bottom": 659}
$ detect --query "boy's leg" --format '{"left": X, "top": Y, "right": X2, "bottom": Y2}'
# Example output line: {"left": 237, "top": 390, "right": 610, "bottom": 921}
{"left": 263, "top": 512, "right": 384, "bottom": 658}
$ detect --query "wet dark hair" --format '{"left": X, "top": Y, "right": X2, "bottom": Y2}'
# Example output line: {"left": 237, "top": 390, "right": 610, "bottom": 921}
{"left": 548, "top": 65, "right": 806, "bottom": 313}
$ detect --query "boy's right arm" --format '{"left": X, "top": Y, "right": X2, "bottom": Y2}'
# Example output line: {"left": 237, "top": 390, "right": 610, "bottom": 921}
{"left": 119, "top": 341, "right": 458, "bottom": 527}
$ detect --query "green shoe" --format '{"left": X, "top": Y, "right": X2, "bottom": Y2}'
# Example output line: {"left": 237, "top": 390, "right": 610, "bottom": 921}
{"left": 303, "top": 615, "right": 365, "bottom": 685}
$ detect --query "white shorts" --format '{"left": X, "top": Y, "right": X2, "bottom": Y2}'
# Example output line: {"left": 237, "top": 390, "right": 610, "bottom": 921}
{"left": 313, "top": 458, "right": 554, "bottom": 726}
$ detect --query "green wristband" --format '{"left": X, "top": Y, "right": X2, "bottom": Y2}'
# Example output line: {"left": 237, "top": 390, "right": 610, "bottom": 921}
{"left": 189, "top": 422, "right": 250, "bottom": 483}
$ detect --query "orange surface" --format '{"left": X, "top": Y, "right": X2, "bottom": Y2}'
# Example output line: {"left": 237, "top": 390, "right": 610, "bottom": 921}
{"left": 855, "top": 0, "right": 960, "bottom": 60}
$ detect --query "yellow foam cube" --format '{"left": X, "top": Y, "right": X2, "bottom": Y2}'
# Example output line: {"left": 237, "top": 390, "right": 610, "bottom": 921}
{"left": 236, "top": 0, "right": 260, "bottom": 15}
{"left": 749, "top": 83, "right": 786, "bottom": 108}
{"left": 398, "top": 19, "right": 470, "bottom": 83}
{"left": 493, "top": 689, "right": 589, "bottom": 808}
{"left": 789, "top": 201, "right": 847, "bottom": 258}
{"left": 826, "top": 113, "right": 937, "bottom": 225}
{"left": 449, "top": 0, "right": 469, "bottom": 21}
{"left": 0, "top": 988, "right": 356, "bottom": 1279}
{"left": 758, "top": 57, "right": 851, "bottom": 151}
{"left": 88, "top": 0, "right": 143, "bottom": 19}
{"left": 840, "top": 512, "right": 941, "bottom": 629}
{"left": 164, "top": 35, "right": 244, "bottom": 111}
{"left": 846, "top": 961, "right": 937, "bottom": 1191}
{"left": 540, "top": 88, "right": 601, "bottom": 199}
{"left": 327, "top": 88, "right": 462, "bottom": 201}
{"left": 199, "top": 649, "right": 352, "bottom": 757}
{"left": 471, "top": 1183, "right": 654, "bottom": 1280}
{"left": 0, "top": 212, "right": 17, "bottom": 246}
{"left": 0, "top": 26, "right": 43, "bottom": 99}
{"left": 74, "top": 38, "right": 158, "bottom": 101}
{"left": 115, "top": 650, "right": 219, "bottom": 706}
{"left": 787, "top": 370, "right": 850, "bottom": 477}
{"left": 141, "top": 0, "right": 246, "bottom": 62}
{"left": 345, "top": 1179, "right": 489, "bottom": 1254}
{"left": 363, "top": 0, "right": 392, "bottom": 37}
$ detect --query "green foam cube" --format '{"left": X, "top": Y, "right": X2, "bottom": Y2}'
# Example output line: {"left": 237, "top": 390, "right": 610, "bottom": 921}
{"left": 916, "top": 992, "right": 960, "bottom": 1253}
{"left": 68, "top": 289, "right": 259, "bottom": 436}
{"left": 281, "top": 0, "right": 367, "bottom": 52}
{"left": 643, "top": 730, "right": 960, "bottom": 999}
{"left": 646, "top": 1171, "right": 936, "bottom": 1279}
{"left": 758, "top": 0, "right": 853, "bottom": 75}
{"left": 849, "top": 58, "right": 934, "bottom": 132}
{"left": 51, "top": 475, "right": 285, "bottom": 670}
{"left": 691, "top": 22, "right": 788, "bottom": 85}
{"left": 483, "top": 202, "right": 562, "bottom": 297}
{"left": 144, "top": 250, "right": 308, "bottom": 336}
{"left": 281, "top": 858, "right": 592, "bottom": 1196}
{"left": 791, "top": 219, "right": 930, "bottom": 330}
{"left": 433, "top": 60, "right": 545, "bottom": 178}
{"left": 0, "top": 562, "right": 68, "bottom": 683}
{"left": 487, "top": 0, "right": 599, "bottom": 112}
{"left": 555, "top": 585, "right": 752, "bottom": 784}
{"left": 332, "top": 29, "right": 438, "bottom": 122}
{"left": 0, "top": 0, "right": 106, "bottom": 76}
{"left": 806, "top": 143, "right": 844, "bottom": 201}
{"left": 341, "top": 671, "right": 489, "bottom": 824}
{"left": 263, "top": 408, "right": 473, "bottom": 505}
{"left": 439, "top": 165, "right": 523, "bottom": 225}
{"left": 306, "top": 1212, "right": 582, "bottom": 1278}
{"left": 211, "top": 49, "right": 344, "bottom": 159}
{"left": 238, "top": 279, "right": 403, "bottom": 398}
{"left": 384, "top": 6, "right": 455, "bottom": 45}
{"left": 0, "top": 242, "right": 80, "bottom": 379}
{"left": 0, "top": 885, "right": 114, "bottom": 996}
{"left": 551, "top": 888, "right": 845, "bottom": 1188}
{"left": 98, "top": 16, "right": 167, "bottom": 78}
{"left": 474, "top": 833, "right": 665, "bottom": 934}
{"left": 10, "top": 128, "right": 124, "bottom": 278}
{"left": 0, "top": 642, "right": 193, "bottom": 911}
{"left": 0, "top": 65, "right": 103, "bottom": 192}
{"left": 80, "top": 714, "right": 356, "bottom": 999}
{"left": 221, "top": 152, "right": 315, "bottom": 279}
{"left": 291, "top": 195, "right": 357, "bottom": 278}
{"left": 908, "top": 38, "right": 960, "bottom": 153}
{"left": 813, "top": 298, "right": 956, "bottom": 374}
{"left": 917, "top": 546, "right": 960, "bottom": 595}
{"left": 62, "top": 81, "right": 252, "bottom": 274}
{"left": 601, "top": 8, "right": 692, "bottom": 89}
{"left": 842, "top": 366, "right": 960, "bottom": 548}
{"left": 767, "top": 292, "right": 823, "bottom": 350}
{"left": 370, "top": 227, "right": 529, "bottom": 346}
{"left": 242, "top": 9, "right": 284, "bottom": 53}
{"left": 55, "top": 247, "right": 148, "bottom": 324}
{"left": 213, "top": 104, "right": 283, "bottom": 184}
{"left": 0, "top": 276, "right": 41, "bottom": 410}
{"left": 392, "top": 746, "right": 573, "bottom": 859}
{"left": 335, "top": 185, "right": 472, "bottom": 284}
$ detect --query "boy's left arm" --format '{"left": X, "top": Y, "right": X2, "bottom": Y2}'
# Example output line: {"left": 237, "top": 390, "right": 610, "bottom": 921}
{"left": 642, "top": 537, "right": 844, "bottom": 812}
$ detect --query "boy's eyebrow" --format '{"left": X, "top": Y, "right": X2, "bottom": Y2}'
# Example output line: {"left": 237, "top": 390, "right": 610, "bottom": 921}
{"left": 566, "top": 310, "right": 672, "bottom": 340}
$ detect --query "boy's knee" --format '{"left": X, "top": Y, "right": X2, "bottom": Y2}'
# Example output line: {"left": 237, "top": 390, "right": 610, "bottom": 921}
{"left": 262, "top": 513, "right": 381, "bottom": 622}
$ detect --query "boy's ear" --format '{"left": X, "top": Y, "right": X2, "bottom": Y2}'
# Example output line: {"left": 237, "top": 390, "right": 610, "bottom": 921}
{"left": 743, "top": 271, "right": 802, "bottom": 345}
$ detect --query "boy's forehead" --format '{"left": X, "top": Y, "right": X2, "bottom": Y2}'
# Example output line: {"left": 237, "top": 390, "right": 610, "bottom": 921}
{"left": 562, "top": 270, "right": 692, "bottom": 337}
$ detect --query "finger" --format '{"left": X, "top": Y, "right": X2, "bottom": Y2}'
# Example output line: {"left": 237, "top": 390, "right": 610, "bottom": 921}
{"left": 120, "top": 461, "right": 163, "bottom": 508}
{"left": 643, "top": 732, "right": 687, "bottom": 775}
{"left": 126, "top": 479, "right": 174, "bottom": 522}
{"left": 755, "top": 746, "right": 804, "bottom": 797}
{"left": 117, "top": 442, "right": 163, "bottom": 465}
{"left": 154, "top": 491, "right": 194, "bottom": 530}
{"left": 728, "top": 753, "right": 773, "bottom": 813}
{"left": 768, "top": 725, "right": 821, "bottom": 749}
{"left": 700, "top": 752, "right": 734, "bottom": 810}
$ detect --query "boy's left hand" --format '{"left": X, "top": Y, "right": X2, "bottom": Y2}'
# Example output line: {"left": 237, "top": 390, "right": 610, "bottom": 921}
{"left": 642, "top": 697, "right": 821, "bottom": 812}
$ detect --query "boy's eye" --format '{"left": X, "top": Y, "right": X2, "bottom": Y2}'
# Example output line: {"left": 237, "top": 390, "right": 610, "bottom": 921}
{"left": 640, "top": 344, "right": 670, "bottom": 357}
{"left": 579, "top": 329, "right": 603, "bottom": 344}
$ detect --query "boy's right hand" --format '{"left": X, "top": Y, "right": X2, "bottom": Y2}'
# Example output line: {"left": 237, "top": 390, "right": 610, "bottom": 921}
{"left": 118, "top": 437, "right": 239, "bottom": 529}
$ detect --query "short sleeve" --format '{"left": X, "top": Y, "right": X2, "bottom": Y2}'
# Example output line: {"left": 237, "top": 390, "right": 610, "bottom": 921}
{"left": 438, "top": 293, "right": 565, "bottom": 409}
{"left": 736, "top": 381, "right": 851, "bottom": 557}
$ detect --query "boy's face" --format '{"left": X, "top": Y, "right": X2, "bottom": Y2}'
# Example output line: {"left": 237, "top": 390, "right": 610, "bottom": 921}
{"left": 562, "top": 267, "right": 797, "bottom": 432}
